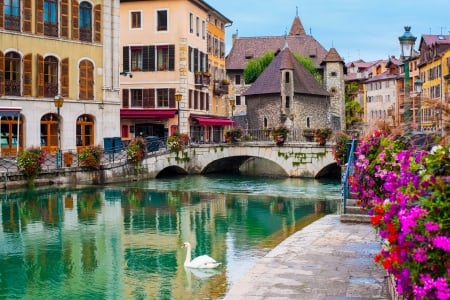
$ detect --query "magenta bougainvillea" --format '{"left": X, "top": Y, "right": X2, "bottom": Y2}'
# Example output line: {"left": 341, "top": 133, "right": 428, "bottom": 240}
{"left": 349, "top": 130, "right": 450, "bottom": 299}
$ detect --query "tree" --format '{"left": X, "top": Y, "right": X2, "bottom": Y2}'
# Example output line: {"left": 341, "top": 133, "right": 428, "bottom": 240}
{"left": 293, "top": 53, "right": 323, "bottom": 85}
{"left": 243, "top": 51, "right": 274, "bottom": 84}
{"left": 344, "top": 82, "right": 363, "bottom": 128}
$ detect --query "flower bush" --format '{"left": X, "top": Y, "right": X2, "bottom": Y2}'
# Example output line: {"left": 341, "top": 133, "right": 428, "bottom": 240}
{"left": 127, "top": 137, "right": 146, "bottom": 165}
{"left": 78, "top": 145, "right": 103, "bottom": 170}
{"left": 17, "top": 147, "right": 47, "bottom": 178}
{"left": 332, "top": 132, "right": 350, "bottom": 166}
{"left": 314, "top": 128, "right": 332, "bottom": 145}
{"left": 271, "top": 125, "right": 289, "bottom": 144}
{"left": 225, "top": 127, "right": 243, "bottom": 143}
{"left": 349, "top": 130, "right": 450, "bottom": 299}
{"left": 167, "top": 133, "right": 189, "bottom": 152}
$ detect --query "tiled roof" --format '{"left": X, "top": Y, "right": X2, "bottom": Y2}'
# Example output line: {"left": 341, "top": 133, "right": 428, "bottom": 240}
{"left": 289, "top": 16, "right": 306, "bottom": 36}
{"left": 243, "top": 47, "right": 329, "bottom": 97}
{"left": 421, "top": 34, "right": 450, "bottom": 47}
{"left": 322, "top": 47, "right": 343, "bottom": 63}
{"left": 226, "top": 35, "right": 328, "bottom": 70}
{"left": 365, "top": 71, "right": 399, "bottom": 83}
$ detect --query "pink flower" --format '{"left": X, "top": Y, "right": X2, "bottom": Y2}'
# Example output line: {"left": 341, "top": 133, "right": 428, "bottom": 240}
{"left": 433, "top": 236, "right": 450, "bottom": 252}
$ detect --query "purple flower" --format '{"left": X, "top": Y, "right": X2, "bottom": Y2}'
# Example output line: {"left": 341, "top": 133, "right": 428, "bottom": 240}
{"left": 433, "top": 236, "right": 450, "bottom": 252}
{"left": 424, "top": 221, "right": 440, "bottom": 232}
{"left": 413, "top": 248, "right": 428, "bottom": 263}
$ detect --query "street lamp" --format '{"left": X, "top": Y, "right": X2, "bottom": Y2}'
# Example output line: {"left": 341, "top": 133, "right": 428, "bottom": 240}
{"left": 175, "top": 91, "right": 182, "bottom": 133}
{"left": 398, "top": 26, "right": 417, "bottom": 134}
{"left": 228, "top": 98, "right": 236, "bottom": 117}
{"left": 414, "top": 78, "right": 423, "bottom": 131}
{"left": 53, "top": 95, "right": 64, "bottom": 168}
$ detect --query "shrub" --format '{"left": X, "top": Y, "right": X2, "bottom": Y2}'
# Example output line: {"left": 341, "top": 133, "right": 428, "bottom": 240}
{"left": 78, "top": 145, "right": 103, "bottom": 170}
{"left": 17, "top": 148, "right": 47, "bottom": 178}
{"left": 225, "top": 127, "right": 243, "bottom": 143}
{"left": 127, "top": 137, "right": 146, "bottom": 165}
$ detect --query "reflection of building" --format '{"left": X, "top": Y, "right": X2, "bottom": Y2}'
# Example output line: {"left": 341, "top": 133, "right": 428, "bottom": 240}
{"left": 119, "top": 0, "right": 232, "bottom": 144}
{"left": 0, "top": 0, "right": 121, "bottom": 156}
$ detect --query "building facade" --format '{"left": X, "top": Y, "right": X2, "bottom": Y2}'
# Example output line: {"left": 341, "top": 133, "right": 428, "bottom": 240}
{"left": 0, "top": 0, "right": 121, "bottom": 157}
{"left": 119, "top": 0, "right": 231, "bottom": 144}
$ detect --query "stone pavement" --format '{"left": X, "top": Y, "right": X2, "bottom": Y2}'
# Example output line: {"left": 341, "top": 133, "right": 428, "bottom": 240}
{"left": 224, "top": 214, "right": 391, "bottom": 300}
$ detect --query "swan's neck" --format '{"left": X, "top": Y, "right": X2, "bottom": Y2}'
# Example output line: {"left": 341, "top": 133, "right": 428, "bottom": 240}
{"left": 184, "top": 246, "right": 192, "bottom": 266}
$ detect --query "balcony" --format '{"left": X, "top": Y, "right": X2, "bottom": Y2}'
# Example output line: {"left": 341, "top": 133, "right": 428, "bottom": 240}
{"left": 214, "top": 80, "right": 230, "bottom": 95}
{"left": 194, "top": 73, "right": 210, "bottom": 88}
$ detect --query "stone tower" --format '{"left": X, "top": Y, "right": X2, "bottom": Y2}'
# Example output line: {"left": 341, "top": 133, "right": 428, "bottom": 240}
{"left": 321, "top": 48, "right": 346, "bottom": 131}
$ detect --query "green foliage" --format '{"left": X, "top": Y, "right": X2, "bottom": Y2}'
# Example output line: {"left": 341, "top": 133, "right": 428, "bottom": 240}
{"left": 344, "top": 82, "right": 363, "bottom": 127}
{"left": 167, "top": 133, "right": 189, "bottom": 152}
{"left": 78, "top": 146, "right": 103, "bottom": 170}
{"left": 271, "top": 125, "right": 289, "bottom": 141}
{"left": 293, "top": 53, "right": 323, "bottom": 84}
{"left": 17, "top": 148, "right": 47, "bottom": 178}
{"left": 127, "top": 137, "right": 146, "bottom": 166}
{"left": 243, "top": 51, "right": 274, "bottom": 84}
{"left": 332, "top": 132, "right": 351, "bottom": 166}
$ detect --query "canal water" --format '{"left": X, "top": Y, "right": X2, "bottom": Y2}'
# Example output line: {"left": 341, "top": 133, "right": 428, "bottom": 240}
{"left": 0, "top": 175, "right": 340, "bottom": 300}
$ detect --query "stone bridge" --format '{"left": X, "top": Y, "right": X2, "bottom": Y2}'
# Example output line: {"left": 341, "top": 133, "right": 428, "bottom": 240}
{"left": 142, "top": 143, "right": 339, "bottom": 178}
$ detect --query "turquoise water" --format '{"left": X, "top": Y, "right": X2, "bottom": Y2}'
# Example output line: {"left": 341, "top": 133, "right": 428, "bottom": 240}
{"left": 0, "top": 175, "right": 340, "bottom": 299}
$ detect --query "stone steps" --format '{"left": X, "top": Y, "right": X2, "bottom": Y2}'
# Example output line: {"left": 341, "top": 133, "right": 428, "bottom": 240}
{"left": 340, "top": 196, "right": 371, "bottom": 223}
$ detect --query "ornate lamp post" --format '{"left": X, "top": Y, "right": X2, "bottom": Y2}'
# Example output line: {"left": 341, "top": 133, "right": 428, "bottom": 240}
{"left": 398, "top": 26, "right": 417, "bottom": 134}
{"left": 228, "top": 98, "right": 236, "bottom": 117}
{"left": 175, "top": 92, "right": 182, "bottom": 133}
{"left": 414, "top": 78, "right": 423, "bottom": 131}
{"left": 53, "top": 95, "right": 64, "bottom": 168}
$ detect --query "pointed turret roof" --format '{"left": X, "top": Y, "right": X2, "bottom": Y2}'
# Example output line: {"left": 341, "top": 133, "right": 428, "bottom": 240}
{"left": 321, "top": 47, "right": 344, "bottom": 65}
{"left": 243, "top": 47, "right": 329, "bottom": 97}
{"left": 289, "top": 15, "right": 306, "bottom": 36}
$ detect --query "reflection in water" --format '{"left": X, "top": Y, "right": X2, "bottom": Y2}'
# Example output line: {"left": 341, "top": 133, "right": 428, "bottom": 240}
{"left": 0, "top": 176, "right": 340, "bottom": 299}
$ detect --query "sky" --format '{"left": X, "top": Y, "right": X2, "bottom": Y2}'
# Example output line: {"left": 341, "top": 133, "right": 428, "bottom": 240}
{"left": 206, "top": 0, "right": 449, "bottom": 62}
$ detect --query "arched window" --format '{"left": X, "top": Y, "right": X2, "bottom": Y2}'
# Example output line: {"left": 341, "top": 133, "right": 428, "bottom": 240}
{"left": 5, "top": 52, "right": 21, "bottom": 96}
{"left": 4, "top": 0, "right": 20, "bottom": 31}
{"left": 79, "top": 2, "right": 92, "bottom": 42}
{"left": 40, "top": 113, "right": 58, "bottom": 154}
{"left": 79, "top": 60, "right": 94, "bottom": 100}
{"left": 1, "top": 115, "right": 23, "bottom": 156}
{"left": 76, "top": 114, "right": 94, "bottom": 149}
{"left": 44, "top": 56, "right": 59, "bottom": 97}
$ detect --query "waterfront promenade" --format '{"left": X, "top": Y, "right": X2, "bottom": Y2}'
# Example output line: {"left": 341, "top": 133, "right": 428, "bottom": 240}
{"left": 224, "top": 214, "right": 390, "bottom": 300}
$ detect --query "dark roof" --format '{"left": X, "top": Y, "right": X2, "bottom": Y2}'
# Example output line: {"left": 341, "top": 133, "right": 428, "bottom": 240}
{"left": 243, "top": 47, "right": 329, "bottom": 97}
{"left": 321, "top": 47, "right": 344, "bottom": 65}
{"left": 226, "top": 17, "right": 328, "bottom": 70}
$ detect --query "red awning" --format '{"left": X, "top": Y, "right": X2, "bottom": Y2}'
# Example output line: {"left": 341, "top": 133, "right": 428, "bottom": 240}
{"left": 192, "top": 117, "right": 234, "bottom": 126}
{"left": 120, "top": 109, "right": 177, "bottom": 119}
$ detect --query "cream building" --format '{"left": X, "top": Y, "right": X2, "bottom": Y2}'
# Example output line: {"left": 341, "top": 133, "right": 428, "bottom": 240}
{"left": 0, "top": 0, "right": 121, "bottom": 157}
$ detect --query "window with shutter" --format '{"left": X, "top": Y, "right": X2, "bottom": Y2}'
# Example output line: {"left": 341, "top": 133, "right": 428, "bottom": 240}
{"left": 122, "top": 46, "right": 130, "bottom": 72}
{"left": 60, "top": 0, "right": 69, "bottom": 37}
{"left": 79, "top": 59, "right": 94, "bottom": 100}
{"left": 44, "top": 0, "right": 58, "bottom": 37}
{"left": 94, "top": 4, "right": 101, "bottom": 43}
{"left": 76, "top": 114, "right": 94, "bottom": 147}
{"left": 5, "top": 52, "right": 21, "bottom": 96}
{"left": 157, "top": 89, "right": 169, "bottom": 107}
{"left": 143, "top": 89, "right": 154, "bottom": 108}
{"left": 168, "top": 88, "right": 175, "bottom": 108}
{"left": 44, "top": 56, "right": 58, "bottom": 97}
{"left": 4, "top": 0, "right": 20, "bottom": 31}
{"left": 71, "top": 0, "right": 79, "bottom": 40}
{"left": 0, "top": 0, "right": 4, "bottom": 29}
{"left": 23, "top": 53, "right": 32, "bottom": 96}
{"left": 61, "top": 58, "right": 69, "bottom": 97}
{"left": 130, "top": 89, "right": 142, "bottom": 108}
{"left": 168, "top": 45, "right": 175, "bottom": 71}
{"left": 79, "top": 1, "right": 92, "bottom": 42}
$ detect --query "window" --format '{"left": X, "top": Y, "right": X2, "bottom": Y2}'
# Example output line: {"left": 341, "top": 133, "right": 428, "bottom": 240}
{"left": 157, "top": 45, "right": 170, "bottom": 71}
{"left": 196, "top": 16, "right": 199, "bottom": 36}
{"left": 130, "top": 89, "right": 143, "bottom": 108}
{"left": 131, "top": 47, "right": 143, "bottom": 71}
{"left": 79, "top": 60, "right": 94, "bottom": 100}
{"left": 235, "top": 75, "right": 241, "bottom": 85}
{"left": 236, "top": 95, "right": 241, "bottom": 105}
{"left": 40, "top": 113, "right": 58, "bottom": 151}
{"left": 285, "top": 72, "right": 290, "bottom": 83}
{"left": 76, "top": 114, "right": 94, "bottom": 147}
{"left": 1, "top": 115, "right": 23, "bottom": 156}
{"left": 44, "top": 0, "right": 58, "bottom": 36}
{"left": 306, "top": 117, "right": 311, "bottom": 128}
{"left": 156, "top": 10, "right": 167, "bottom": 31}
{"left": 79, "top": 2, "right": 92, "bottom": 42}
{"left": 285, "top": 96, "right": 290, "bottom": 108}
{"left": 4, "top": 52, "right": 21, "bottom": 96}
{"left": 157, "top": 89, "right": 169, "bottom": 107}
{"left": 131, "top": 11, "right": 141, "bottom": 29}
{"left": 330, "top": 71, "right": 337, "bottom": 76}
{"left": 4, "top": 0, "right": 20, "bottom": 31}
{"left": 202, "top": 20, "right": 206, "bottom": 39}
{"left": 44, "top": 56, "right": 58, "bottom": 97}
{"left": 189, "top": 13, "right": 193, "bottom": 33}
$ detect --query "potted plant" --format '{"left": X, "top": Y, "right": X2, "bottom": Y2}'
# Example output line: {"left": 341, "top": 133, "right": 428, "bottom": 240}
{"left": 127, "top": 137, "right": 146, "bottom": 166}
{"left": 16, "top": 147, "right": 47, "bottom": 187}
{"left": 225, "top": 127, "right": 243, "bottom": 143}
{"left": 78, "top": 145, "right": 103, "bottom": 170}
{"left": 332, "top": 132, "right": 350, "bottom": 166}
{"left": 271, "top": 125, "right": 289, "bottom": 146}
{"left": 314, "top": 128, "right": 332, "bottom": 146}
{"left": 167, "top": 132, "right": 189, "bottom": 152}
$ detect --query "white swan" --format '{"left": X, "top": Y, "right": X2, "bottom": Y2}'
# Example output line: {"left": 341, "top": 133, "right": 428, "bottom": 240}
{"left": 182, "top": 242, "right": 221, "bottom": 269}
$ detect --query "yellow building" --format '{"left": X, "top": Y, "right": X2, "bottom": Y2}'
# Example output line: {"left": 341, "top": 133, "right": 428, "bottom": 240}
{"left": 417, "top": 34, "right": 450, "bottom": 137}
{"left": 0, "top": 0, "right": 121, "bottom": 157}
{"left": 119, "top": 0, "right": 231, "bottom": 144}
